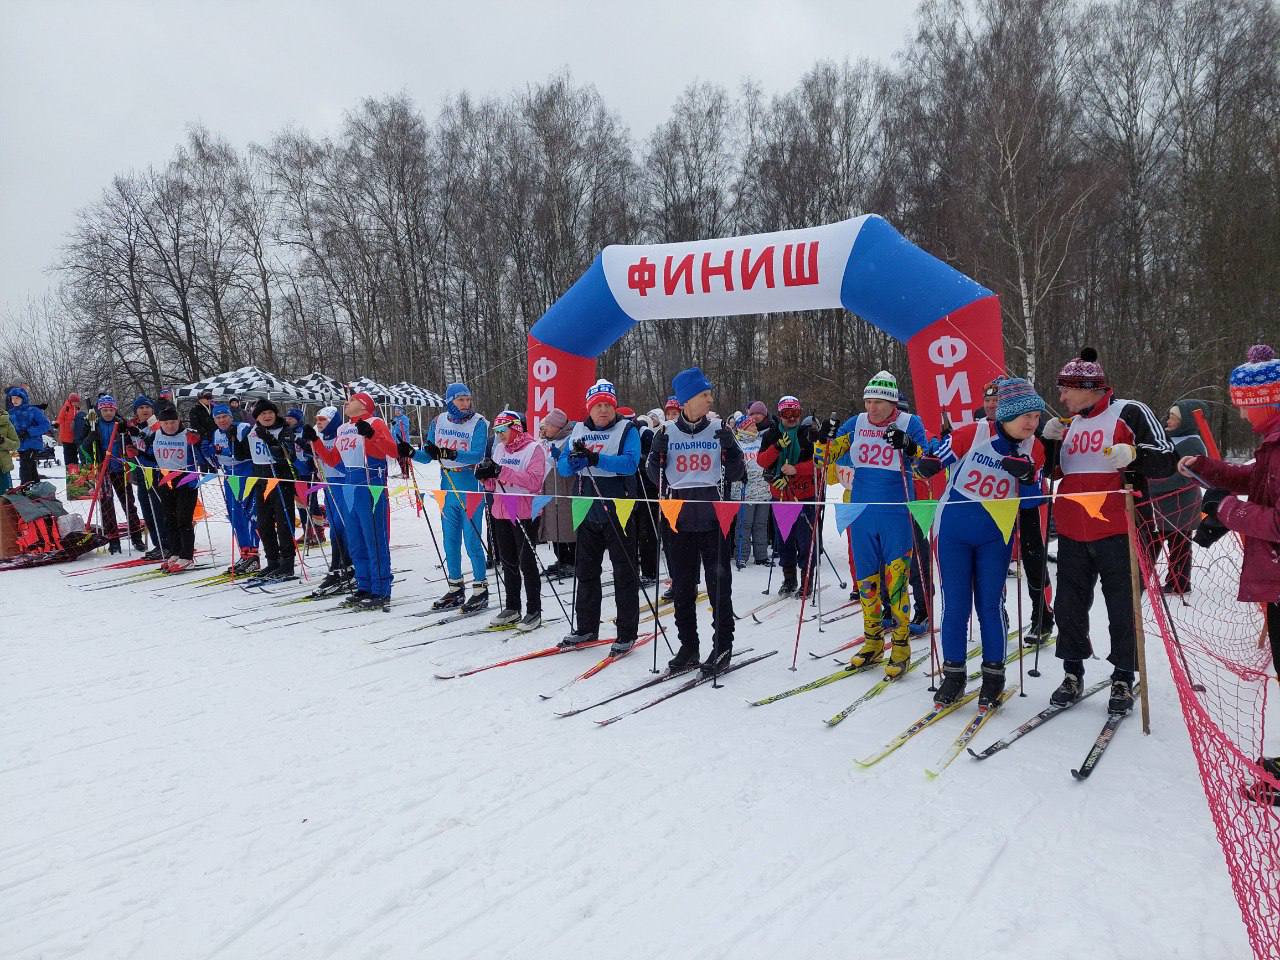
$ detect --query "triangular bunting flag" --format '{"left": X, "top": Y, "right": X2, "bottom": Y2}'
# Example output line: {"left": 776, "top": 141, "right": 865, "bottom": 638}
{"left": 571, "top": 497, "right": 593, "bottom": 530}
{"left": 340, "top": 484, "right": 355, "bottom": 511}
{"left": 492, "top": 493, "right": 513, "bottom": 519}
{"left": 158, "top": 469, "right": 174, "bottom": 488}
{"left": 242, "top": 476, "right": 259, "bottom": 499}
{"left": 199, "top": 472, "right": 218, "bottom": 486}
{"left": 834, "top": 502, "right": 868, "bottom": 533}
{"left": 294, "top": 480, "right": 309, "bottom": 499}
{"left": 262, "top": 478, "right": 280, "bottom": 500}
{"left": 907, "top": 499, "right": 939, "bottom": 532}
{"left": 390, "top": 485, "right": 408, "bottom": 497}
{"left": 464, "top": 491, "right": 484, "bottom": 519}
{"left": 143, "top": 466, "right": 155, "bottom": 490}
{"left": 713, "top": 501, "right": 740, "bottom": 538}
{"left": 772, "top": 502, "right": 803, "bottom": 541}
{"left": 1065, "top": 491, "right": 1108, "bottom": 521}
{"left": 981, "top": 498, "right": 1021, "bottom": 543}
{"left": 227, "top": 475, "right": 242, "bottom": 499}
{"left": 431, "top": 488, "right": 447, "bottom": 512}
{"left": 531, "top": 494, "right": 554, "bottom": 519}
{"left": 370, "top": 486, "right": 386, "bottom": 507}
{"left": 613, "top": 498, "right": 637, "bottom": 529}
{"left": 658, "top": 498, "right": 683, "bottom": 532}
{"left": 178, "top": 471, "right": 199, "bottom": 487}
{"left": 192, "top": 496, "right": 207, "bottom": 522}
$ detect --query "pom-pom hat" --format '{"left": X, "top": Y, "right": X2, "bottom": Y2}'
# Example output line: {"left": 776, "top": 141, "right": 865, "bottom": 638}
{"left": 1057, "top": 347, "right": 1107, "bottom": 390}
{"left": 1230, "top": 344, "right": 1280, "bottom": 407}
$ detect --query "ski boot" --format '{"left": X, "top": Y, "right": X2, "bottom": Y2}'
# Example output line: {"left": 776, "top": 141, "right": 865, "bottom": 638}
{"left": 131, "top": 535, "right": 147, "bottom": 553}
{"left": 168, "top": 557, "right": 194, "bottom": 573}
{"left": 778, "top": 565, "right": 798, "bottom": 597}
{"left": 701, "top": 645, "right": 732, "bottom": 676}
{"left": 227, "top": 550, "right": 260, "bottom": 577}
{"left": 1108, "top": 672, "right": 1136, "bottom": 715}
{"left": 933, "top": 661, "right": 966, "bottom": 707}
{"left": 849, "top": 636, "right": 885, "bottom": 670}
{"left": 517, "top": 611, "right": 542, "bottom": 632}
{"left": 160, "top": 555, "right": 179, "bottom": 573}
{"left": 432, "top": 581, "right": 465, "bottom": 610}
{"left": 356, "top": 594, "right": 391, "bottom": 613}
{"left": 908, "top": 607, "right": 929, "bottom": 636}
{"left": 609, "top": 637, "right": 636, "bottom": 656}
{"left": 263, "top": 567, "right": 296, "bottom": 584}
{"left": 143, "top": 546, "right": 163, "bottom": 562}
{"left": 461, "top": 583, "right": 490, "bottom": 613}
{"left": 667, "top": 643, "right": 700, "bottom": 672}
{"left": 978, "top": 661, "right": 1006, "bottom": 709}
{"left": 108, "top": 538, "right": 122, "bottom": 556}
{"left": 1050, "top": 667, "right": 1084, "bottom": 707}
{"left": 883, "top": 638, "right": 913, "bottom": 679}
{"left": 308, "top": 570, "right": 347, "bottom": 599}
{"left": 340, "top": 589, "right": 371, "bottom": 609}
{"left": 559, "top": 629, "right": 598, "bottom": 649}
{"left": 490, "top": 608, "right": 521, "bottom": 628}
{"left": 1246, "top": 757, "right": 1280, "bottom": 807}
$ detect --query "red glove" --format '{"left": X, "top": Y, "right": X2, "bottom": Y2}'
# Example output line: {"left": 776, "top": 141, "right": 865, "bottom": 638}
{"left": 186, "top": 430, "right": 201, "bottom": 445}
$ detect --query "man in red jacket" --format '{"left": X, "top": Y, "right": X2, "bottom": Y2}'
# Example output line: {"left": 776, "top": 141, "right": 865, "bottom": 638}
{"left": 1041, "top": 348, "right": 1176, "bottom": 714}
{"left": 54, "top": 393, "right": 81, "bottom": 475}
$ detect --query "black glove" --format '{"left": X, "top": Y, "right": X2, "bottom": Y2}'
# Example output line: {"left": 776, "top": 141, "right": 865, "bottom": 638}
{"left": 884, "top": 425, "right": 919, "bottom": 457}
{"left": 571, "top": 439, "right": 600, "bottom": 467}
{"left": 650, "top": 431, "right": 669, "bottom": 468}
{"left": 422, "top": 440, "right": 440, "bottom": 459}
{"left": 1000, "top": 455, "right": 1036, "bottom": 482}
{"left": 354, "top": 419, "right": 374, "bottom": 438}
{"left": 254, "top": 424, "right": 279, "bottom": 448}
{"left": 474, "top": 457, "right": 501, "bottom": 481}
{"left": 396, "top": 440, "right": 414, "bottom": 459}
{"left": 715, "top": 425, "right": 735, "bottom": 447}
{"left": 436, "top": 446, "right": 457, "bottom": 461}
{"left": 1192, "top": 488, "right": 1228, "bottom": 548}
{"left": 915, "top": 456, "right": 944, "bottom": 479}
{"left": 301, "top": 425, "right": 319, "bottom": 443}
{"left": 817, "top": 416, "right": 840, "bottom": 443}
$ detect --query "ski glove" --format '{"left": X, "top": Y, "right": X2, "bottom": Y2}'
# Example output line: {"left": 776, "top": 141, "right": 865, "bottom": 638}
{"left": 770, "top": 476, "right": 789, "bottom": 492}
{"left": 1000, "top": 455, "right": 1036, "bottom": 482}
{"left": 1102, "top": 443, "right": 1136, "bottom": 470}
{"left": 567, "top": 454, "right": 590, "bottom": 474}
{"left": 571, "top": 440, "right": 600, "bottom": 467}
{"left": 715, "top": 425, "right": 735, "bottom": 448}
{"left": 473, "top": 458, "right": 500, "bottom": 481}
{"left": 915, "top": 456, "right": 944, "bottom": 479}
{"left": 395, "top": 440, "right": 414, "bottom": 459}
{"left": 816, "top": 416, "right": 840, "bottom": 442}
{"left": 301, "top": 425, "right": 319, "bottom": 443}
{"left": 1041, "top": 416, "right": 1071, "bottom": 441}
{"left": 884, "top": 426, "right": 919, "bottom": 457}
{"left": 354, "top": 419, "right": 374, "bottom": 438}
{"left": 254, "top": 425, "right": 280, "bottom": 448}
{"left": 422, "top": 440, "right": 440, "bottom": 459}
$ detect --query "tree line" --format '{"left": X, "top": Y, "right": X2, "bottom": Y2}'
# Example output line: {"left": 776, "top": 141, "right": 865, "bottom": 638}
{"left": 3, "top": 0, "right": 1275, "bottom": 449}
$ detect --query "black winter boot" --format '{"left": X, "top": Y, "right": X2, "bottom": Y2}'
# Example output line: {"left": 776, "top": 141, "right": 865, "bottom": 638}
{"left": 978, "top": 661, "right": 1006, "bottom": 709}
{"left": 667, "top": 644, "right": 701, "bottom": 672}
{"left": 933, "top": 661, "right": 966, "bottom": 706}
{"left": 779, "top": 565, "right": 798, "bottom": 597}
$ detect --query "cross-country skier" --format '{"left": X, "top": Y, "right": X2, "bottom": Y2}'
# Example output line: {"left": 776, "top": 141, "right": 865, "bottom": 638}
{"left": 537, "top": 408, "right": 577, "bottom": 579}
{"left": 733, "top": 413, "right": 772, "bottom": 567}
{"left": 415, "top": 382, "right": 490, "bottom": 612}
{"left": 125, "top": 396, "right": 167, "bottom": 560}
{"left": 1141, "top": 399, "right": 1208, "bottom": 595}
{"left": 646, "top": 367, "right": 745, "bottom": 673}
{"left": 757, "top": 396, "right": 822, "bottom": 597}
{"left": 475, "top": 410, "right": 548, "bottom": 631}
{"left": 247, "top": 399, "right": 300, "bottom": 583}
{"left": 145, "top": 402, "right": 204, "bottom": 572}
{"left": 918, "top": 377, "right": 1047, "bottom": 706}
{"left": 206, "top": 402, "right": 260, "bottom": 575}
{"left": 559, "top": 378, "right": 641, "bottom": 653}
{"left": 1041, "top": 347, "right": 1175, "bottom": 714}
{"left": 826, "top": 371, "right": 928, "bottom": 676}
{"left": 86, "top": 394, "right": 146, "bottom": 555}
{"left": 302, "top": 405, "right": 352, "bottom": 595}
{"left": 390, "top": 406, "right": 412, "bottom": 477}
{"left": 310, "top": 391, "right": 397, "bottom": 610}
{"left": 1177, "top": 344, "right": 1280, "bottom": 790}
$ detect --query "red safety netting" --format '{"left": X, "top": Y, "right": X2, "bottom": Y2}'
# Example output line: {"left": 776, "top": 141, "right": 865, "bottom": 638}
{"left": 1134, "top": 485, "right": 1278, "bottom": 960}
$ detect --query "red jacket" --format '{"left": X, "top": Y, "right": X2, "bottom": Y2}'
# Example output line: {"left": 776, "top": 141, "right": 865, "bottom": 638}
{"left": 311, "top": 413, "right": 398, "bottom": 468}
{"left": 1190, "top": 413, "right": 1280, "bottom": 603}
{"left": 756, "top": 440, "right": 818, "bottom": 502}
{"left": 54, "top": 396, "right": 80, "bottom": 443}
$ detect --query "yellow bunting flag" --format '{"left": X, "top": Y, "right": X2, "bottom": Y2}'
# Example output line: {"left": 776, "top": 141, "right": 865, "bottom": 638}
{"left": 658, "top": 498, "right": 684, "bottom": 533}
{"left": 1066, "top": 491, "right": 1109, "bottom": 521}
{"left": 143, "top": 466, "right": 154, "bottom": 489}
{"left": 242, "top": 476, "right": 259, "bottom": 499}
{"left": 613, "top": 498, "right": 636, "bottom": 529}
{"left": 981, "top": 498, "right": 1021, "bottom": 544}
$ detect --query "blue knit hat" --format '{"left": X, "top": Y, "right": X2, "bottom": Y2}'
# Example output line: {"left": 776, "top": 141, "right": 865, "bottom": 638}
{"left": 995, "top": 377, "right": 1046, "bottom": 422}
{"left": 445, "top": 382, "right": 471, "bottom": 403}
{"left": 672, "top": 367, "right": 713, "bottom": 405}
{"left": 286, "top": 407, "right": 304, "bottom": 423}
{"left": 212, "top": 403, "right": 231, "bottom": 417}
{"left": 96, "top": 394, "right": 117, "bottom": 411}
{"left": 131, "top": 395, "right": 154, "bottom": 412}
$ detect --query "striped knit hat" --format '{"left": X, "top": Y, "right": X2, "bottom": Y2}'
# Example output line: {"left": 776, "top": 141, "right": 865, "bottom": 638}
{"left": 995, "top": 377, "right": 1046, "bottom": 422}
{"left": 584, "top": 378, "right": 618, "bottom": 411}
{"left": 863, "top": 370, "right": 898, "bottom": 403}
{"left": 1057, "top": 347, "right": 1106, "bottom": 390}
{"left": 96, "top": 394, "right": 117, "bottom": 411}
{"left": 1230, "top": 345, "right": 1280, "bottom": 407}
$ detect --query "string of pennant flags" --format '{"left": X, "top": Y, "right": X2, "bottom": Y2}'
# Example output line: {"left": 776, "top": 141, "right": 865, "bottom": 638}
{"left": 116, "top": 459, "right": 1117, "bottom": 545}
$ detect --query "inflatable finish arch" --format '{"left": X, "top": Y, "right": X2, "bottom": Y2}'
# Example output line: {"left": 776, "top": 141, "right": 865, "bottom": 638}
{"left": 527, "top": 214, "right": 1003, "bottom": 432}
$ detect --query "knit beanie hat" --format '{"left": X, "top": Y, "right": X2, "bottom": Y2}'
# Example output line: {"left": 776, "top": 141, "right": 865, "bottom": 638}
{"left": 663, "top": 395, "right": 680, "bottom": 411}
{"left": 252, "top": 398, "right": 279, "bottom": 419}
{"left": 285, "top": 407, "right": 304, "bottom": 423}
{"left": 542, "top": 408, "right": 568, "bottom": 432}
{"left": 748, "top": 400, "right": 769, "bottom": 418}
{"left": 777, "top": 395, "right": 802, "bottom": 414}
{"left": 672, "top": 367, "right": 714, "bottom": 405}
{"left": 315, "top": 405, "right": 338, "bottom": 423}
{"left": 444, "top": 382, "right": 471, "bottom": 403}
{"left": 156, "top": 403, "right": 179, "bottom": 422}
{"left": 131, "top": 395, "right": 154, "bottom": 412}
{"left": 863, "top": 370, "right": 899, "bottom": 402}
{"left": 1229, "top": 344, "right": 1280, "bottom": 407}
{"left": 96, "top": 394, "right": 117, "bottom": 412}
{"left": 1057, "top": 347, "right": 1106, "bottom": 390}
{"left": 584, "top": 378, "right": 618, "bottom": 411}
{"left": 995, "top": 377, "right": 1046, "bottom": 422}
{"left": 212, "top": 403, "right": 231, "bottom": 417}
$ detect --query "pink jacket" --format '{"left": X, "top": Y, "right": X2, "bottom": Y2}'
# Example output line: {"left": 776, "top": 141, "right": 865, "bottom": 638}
{"left": 482, "top": 440, "right": 548, "bottom": 521}
{"left": 1190, "top": 413, "right": 1280, "bottom": 602}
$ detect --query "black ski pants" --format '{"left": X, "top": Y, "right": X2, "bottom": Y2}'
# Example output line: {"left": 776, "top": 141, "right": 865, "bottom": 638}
{"left": 493, "top": 517, "right": 541, "bottom": 615}
{"left": 574, "top": 511, "right": 639, "bottom": 641}
{"left": 157, "top": 484, "right": 198, "bottom": 559}
{"left": 256, "top": 481, "right": 296, "bottom": 574}
{"left": 1055, "top": 533, "right": 1136, "bottom": 674}
{"left": 665, "top": 523, "right": 736, "bottom": 656}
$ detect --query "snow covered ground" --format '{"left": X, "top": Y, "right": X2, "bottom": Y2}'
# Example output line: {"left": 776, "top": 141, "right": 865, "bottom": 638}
{"left": 1, "top": 464, "right": 1251, "bottom": 959}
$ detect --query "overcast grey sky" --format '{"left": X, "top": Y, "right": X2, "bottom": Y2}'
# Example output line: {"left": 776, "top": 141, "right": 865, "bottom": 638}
{"left": 0, "top": 0, "right": 916, "bottom": 327}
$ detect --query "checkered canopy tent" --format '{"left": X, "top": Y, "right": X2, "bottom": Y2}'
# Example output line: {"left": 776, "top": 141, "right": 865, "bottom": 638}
{"left": 348, "top": 377, "right": 407, "bottom": 405}
{"left": 289, "top": 373, "right": 348, "bottom": 403}
{"left": 388, "top": 382, "right": 444, "bottom": 407}
{"left": 174, "top": 366, "right": 301, "bottom": 401}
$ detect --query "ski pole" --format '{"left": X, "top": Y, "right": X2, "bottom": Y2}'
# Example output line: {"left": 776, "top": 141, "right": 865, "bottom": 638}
{"left": 409, "top": 462, "right": 448, "bottom": 574}
{"left": 1014, "top": 513, "right": 1026, "bottom": 697}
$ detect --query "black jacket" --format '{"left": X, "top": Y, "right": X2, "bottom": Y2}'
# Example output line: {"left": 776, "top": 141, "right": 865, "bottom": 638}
{"left": 645, "top": 415, "right": 745, "bottom": 533}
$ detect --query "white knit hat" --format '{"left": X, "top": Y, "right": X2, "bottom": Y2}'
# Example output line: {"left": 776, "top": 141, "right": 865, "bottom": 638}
{"left": 863, "top": 370, "right": 899, "bottom": 402}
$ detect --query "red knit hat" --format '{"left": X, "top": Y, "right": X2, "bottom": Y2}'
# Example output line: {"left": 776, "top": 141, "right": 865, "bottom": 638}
{"left": 350, "top": 391, "right": 375, "bottom": 414}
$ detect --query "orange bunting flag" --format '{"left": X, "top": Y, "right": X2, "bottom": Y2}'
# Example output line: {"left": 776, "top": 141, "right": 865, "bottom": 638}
{"left": 192, "top": 497, "right": 207, "bottom": 522}
{"left": 431, "top": 488, "right": 447, "bottom": 512}
{"left": 1065, "top": 492, "right": 1109, "bottom": 522}
{"left": 658, "top": 498, "right": 684, "bottom": 532}
{"left": 262, "top": 478, "right": 280, "bottom": 500}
